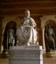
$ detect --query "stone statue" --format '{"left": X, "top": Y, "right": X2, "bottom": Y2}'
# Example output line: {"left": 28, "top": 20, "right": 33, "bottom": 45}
{"left": 2, "top": 27, "right": 15, "bottom": 57}
{"left": 16, "top": 9, "right": 38, "bottom": 46}
{"left": 7, "top": 28, "right": 15, "bottom": 49}
{"left": 45, "top": 24, "right": 55, "bottom": 52}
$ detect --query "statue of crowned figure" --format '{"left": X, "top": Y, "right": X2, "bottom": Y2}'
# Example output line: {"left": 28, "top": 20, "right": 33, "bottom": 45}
{"left": 16, "top": 9, "right": 39, "bottom": 46}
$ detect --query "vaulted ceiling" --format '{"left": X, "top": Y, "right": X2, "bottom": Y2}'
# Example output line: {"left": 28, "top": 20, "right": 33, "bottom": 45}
{"left": 0, "top": 0, "right": 56, "bottom": 17}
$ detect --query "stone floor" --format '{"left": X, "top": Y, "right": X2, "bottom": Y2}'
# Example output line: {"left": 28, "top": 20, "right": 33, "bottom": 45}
{"left": 44, "top": 56, "right": 56, "bottom": 64}
{"left": 0, "top": 55, "right": 56, "bottom": 64}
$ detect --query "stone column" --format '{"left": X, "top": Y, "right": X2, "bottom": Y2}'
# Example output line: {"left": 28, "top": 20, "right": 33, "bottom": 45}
{"left": 0, "top": 17, "right": 2, "bottom": 53}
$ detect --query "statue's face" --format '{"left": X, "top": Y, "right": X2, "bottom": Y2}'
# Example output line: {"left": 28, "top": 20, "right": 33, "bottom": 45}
{"left": 48, "top": 24, "right": 51, "bottom": 28}
{"left": 25, "top": 10, "right": 30, "bottom": 18}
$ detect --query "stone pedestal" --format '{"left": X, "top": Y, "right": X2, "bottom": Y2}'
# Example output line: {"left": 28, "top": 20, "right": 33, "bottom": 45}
{"left": 9, "top": 46, "right": 43, "bottom": 64}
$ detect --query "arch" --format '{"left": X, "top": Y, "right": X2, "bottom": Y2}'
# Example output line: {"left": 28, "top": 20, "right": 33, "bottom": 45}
{"left": 44, "top": 20, "right": 56, "bottom": 52}
{"left": 3, "top": 21, "right": 17, "bottom": 53}
{"left": 45, "top": 20, "right": 56, "bottom": 28}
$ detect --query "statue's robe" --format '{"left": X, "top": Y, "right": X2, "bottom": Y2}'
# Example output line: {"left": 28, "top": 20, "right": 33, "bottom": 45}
{"left": 16, "top": 26, "right": 37, "bottom": 46}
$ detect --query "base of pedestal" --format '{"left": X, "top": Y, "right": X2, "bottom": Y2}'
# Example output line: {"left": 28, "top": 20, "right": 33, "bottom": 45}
{"left": 9, "top": 46, "right": 43, "bottom": 64}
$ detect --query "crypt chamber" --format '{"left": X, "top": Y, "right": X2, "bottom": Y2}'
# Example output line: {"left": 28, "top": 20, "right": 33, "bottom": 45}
{"left": 0, "top": 1, "right": 56, "bottom": 63}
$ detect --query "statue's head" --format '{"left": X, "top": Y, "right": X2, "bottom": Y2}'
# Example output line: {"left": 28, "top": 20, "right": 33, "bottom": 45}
{"left": 24, "top": 9, "right": 30, "bottom": 18}
{"left": 48, "top": 24, "right": 51, "bottom": 28}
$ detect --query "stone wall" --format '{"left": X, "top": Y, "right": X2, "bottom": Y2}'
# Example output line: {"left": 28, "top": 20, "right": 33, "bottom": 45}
{"left": 0, "top": 0, "right": 56, "bottom": 52}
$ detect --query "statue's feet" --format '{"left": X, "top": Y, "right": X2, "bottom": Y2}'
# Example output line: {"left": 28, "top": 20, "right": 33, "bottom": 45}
{"left": 0, "top": 52, "right": 9, "bottom": 58}
{"left": 45, "top": 52, "right": 53, "bottom": 58}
